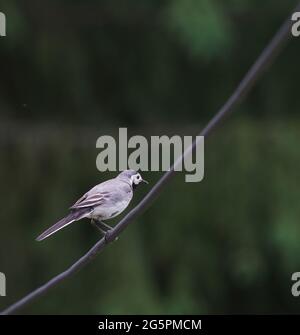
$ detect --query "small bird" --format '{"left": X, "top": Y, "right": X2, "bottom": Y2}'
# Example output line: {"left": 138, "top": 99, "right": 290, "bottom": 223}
{"left": 36, "top": 170, "right": 148, "bottom": 241}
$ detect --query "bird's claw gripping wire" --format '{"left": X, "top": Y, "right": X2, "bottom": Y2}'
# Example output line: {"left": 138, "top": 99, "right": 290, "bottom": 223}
{"left": 91, "top": 219, "right": 118, "bottom": 242}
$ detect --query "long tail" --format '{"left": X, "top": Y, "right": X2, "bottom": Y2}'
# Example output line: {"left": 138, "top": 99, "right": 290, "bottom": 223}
{"left": 36, "top": 208, "right": 92, "bottom": 241}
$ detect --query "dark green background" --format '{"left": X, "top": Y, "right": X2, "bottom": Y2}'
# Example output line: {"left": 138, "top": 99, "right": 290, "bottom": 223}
{"left": 0, "top": 0, "right": 300, "bottom": 314}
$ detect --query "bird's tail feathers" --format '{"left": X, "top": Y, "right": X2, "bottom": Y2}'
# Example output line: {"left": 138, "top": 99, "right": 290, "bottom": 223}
{"left": 36, "top": 208, "right": 92, "bottom": 241}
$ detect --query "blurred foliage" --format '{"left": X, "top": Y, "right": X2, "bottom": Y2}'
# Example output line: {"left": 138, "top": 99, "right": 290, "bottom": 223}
{"left": 167, "top": 0, "right": 234, "bottom": 59}
{"left": 0, "top": 0, "right": 300, "bottom": 314}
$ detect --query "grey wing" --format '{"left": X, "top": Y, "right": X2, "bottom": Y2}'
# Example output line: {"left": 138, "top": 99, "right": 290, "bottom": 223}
{"left": 70, "top": 190, "right": 110, "bottom": 209}
{"left": 70, "top": 180, "right": 132, "bottom": 210}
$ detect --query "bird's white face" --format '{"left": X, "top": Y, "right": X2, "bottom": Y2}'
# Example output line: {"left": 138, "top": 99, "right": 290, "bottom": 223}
{"left": 130, "top": 172, "right": 146, "bottom": 186}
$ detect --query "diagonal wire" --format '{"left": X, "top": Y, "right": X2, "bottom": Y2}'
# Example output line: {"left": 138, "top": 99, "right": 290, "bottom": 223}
{"left": 1, "top": 2, "right": 299, "bottom": 315}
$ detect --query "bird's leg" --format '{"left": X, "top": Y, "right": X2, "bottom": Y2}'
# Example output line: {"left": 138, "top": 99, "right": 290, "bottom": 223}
{"left": 91, "top": 219, "right": 113, "bottom": 233}
{"left": 98, "top": 220, "right": 113, "bottom": 231}
{"left": 91, "top": 219, "right": 107, "bottom": 235}
{"left": 91, "top": 219, "right": 119, "bottom": 242}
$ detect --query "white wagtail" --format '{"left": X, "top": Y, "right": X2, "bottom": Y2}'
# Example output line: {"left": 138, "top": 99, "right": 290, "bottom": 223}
{"left": 36, "top": 170, "right": 148, "bottom": 241}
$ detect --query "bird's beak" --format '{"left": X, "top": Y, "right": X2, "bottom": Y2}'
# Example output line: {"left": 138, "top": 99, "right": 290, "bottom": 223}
{"left": 142, "top": 179, "right": 149, "bottom": 184}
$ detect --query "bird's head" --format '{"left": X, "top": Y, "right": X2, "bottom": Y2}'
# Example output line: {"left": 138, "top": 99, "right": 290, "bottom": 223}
{"left": 118, "top": 169, "right": 148, "bottom": 189}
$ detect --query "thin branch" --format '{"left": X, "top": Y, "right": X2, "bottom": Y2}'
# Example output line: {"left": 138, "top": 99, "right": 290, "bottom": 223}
{"left": 1, "top": 3, "right": 298, "bottom": 315}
